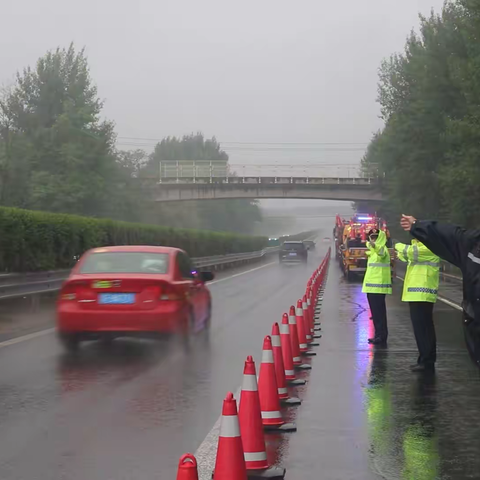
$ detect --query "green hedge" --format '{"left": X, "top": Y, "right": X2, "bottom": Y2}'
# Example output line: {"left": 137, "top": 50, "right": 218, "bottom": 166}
{"left": 0, "top": 207, "right": 268, "bottom": 272}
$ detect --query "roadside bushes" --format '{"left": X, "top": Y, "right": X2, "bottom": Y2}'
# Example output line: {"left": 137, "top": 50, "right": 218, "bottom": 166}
{"left": 0, "top": 207, "right": 268, "bottom": 272}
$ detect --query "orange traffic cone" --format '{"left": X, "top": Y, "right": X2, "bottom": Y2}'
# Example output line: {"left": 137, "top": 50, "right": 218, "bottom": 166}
{"left": 288, "top": 306, "right": 311, "bottom": 371}
{"left": 304, "top": 294, "right": 319, "bottom": 347}
{"left": 296, "top": 300, "right": 316, "bottom": 356}
{"left": 308, "top": 289, "right": 322, "bottom": 334}
{"left": 302, "top": 294, "right": 313, "bottom": 343}
{"left": 239, "top": 356, "right": 286, "bottom": 479}
{"left": 288, "top": 305, "right": 301, "bottom": 364}
{"left": 258, "top": 336, "right": 296, "bottom": 432}
{"left": 272, "top": 323, "right": 301, "bottom": 406}
{"left": 280, "top": 314, "right": 306, "bottom": 385}
{"left": 213, "top": 393, "right": 247, "bottom": 480}
{"left": 176, "top": 454, "right": 199, "bottom": 480}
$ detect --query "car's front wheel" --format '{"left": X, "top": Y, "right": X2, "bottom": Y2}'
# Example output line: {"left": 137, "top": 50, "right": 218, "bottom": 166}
{"left": 205, "top": 300, "right": 212, "bottom": 328}
{"left": 181, "top": 311, "right": 196, "bottom": 350}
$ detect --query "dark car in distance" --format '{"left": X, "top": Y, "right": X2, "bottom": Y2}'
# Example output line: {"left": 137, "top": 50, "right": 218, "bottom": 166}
{"left": 279, "top": 241, "right": 308, "bottom": 264}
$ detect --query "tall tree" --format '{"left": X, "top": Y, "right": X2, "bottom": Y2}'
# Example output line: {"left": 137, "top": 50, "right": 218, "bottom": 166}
{"left": 0, "top": 44, "right": 118, "bottom": 216}
{"left": 362, "top": 1, "right": 480, "bottom": 228}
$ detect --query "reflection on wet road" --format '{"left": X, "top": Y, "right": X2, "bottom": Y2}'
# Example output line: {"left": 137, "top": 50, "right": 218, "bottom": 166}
{"left": 0, "top": 242, "right": 479, "bottom": 480}
{"left": 283, "top": 261, "right": 480, "bottom": 480}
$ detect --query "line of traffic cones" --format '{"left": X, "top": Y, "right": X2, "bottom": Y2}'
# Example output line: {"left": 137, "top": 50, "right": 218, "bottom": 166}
{"left": 175, "top": 248, "right": 331, "bottom": 480}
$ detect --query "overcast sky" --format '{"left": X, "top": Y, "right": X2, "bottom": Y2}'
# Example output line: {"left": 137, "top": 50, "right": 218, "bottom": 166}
{"left": 2, "top": 0, "right": 446, "bottom": 212}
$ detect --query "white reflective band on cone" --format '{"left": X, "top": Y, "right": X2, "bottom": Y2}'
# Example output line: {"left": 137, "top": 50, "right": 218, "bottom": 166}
{"left": 299, "top": 343, "right": 307, "bottom": 349}
{"left": 296, "top": 308, "right": 303, "bottom": 316}
{"left": 307, "top": 298, "right": 311, "bottom": 306}
{"left": 279, "top": 324, "right": 289, "bottom": 334}
{"left": 262, "top": 349, "right": 274, "bottom": 363}
{"left": 220, "top": 415, "right": 241, "bottom": 437}
{"left": 271, "top": 335, "right": 281, "bottom": 347}
{"left": 261, "top": 410, "right": 282, "bottom": 419}
{"left": 293, "top": 356, "right": 301, "bottom": 362}
{"left": 302, "top": 302, "right": 307, "bottom": 309}
{"left": 289, "top": 315, "right": 297, "bottom": 324}
{"left": 306, "top": 335, "right": 311, "bottom": 340}
{"left": 244, "top": 452, "right": 267, "bottom": 462}
{"left": 278, "top": 387, "right": 288, "bottom": 395}
{"left": 242, "top": 374, "right": 258, "bottom": 392}
{"left": 285, "top": 369, "right": 295, "bottom": 376}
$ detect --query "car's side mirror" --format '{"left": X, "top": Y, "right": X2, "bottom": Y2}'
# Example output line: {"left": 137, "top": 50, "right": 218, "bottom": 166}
{"left": 199, "top": 271, "right": 214, "bottom": 282}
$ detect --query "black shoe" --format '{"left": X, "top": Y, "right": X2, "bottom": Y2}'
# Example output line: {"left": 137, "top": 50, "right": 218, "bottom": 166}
{"left": 367, "top": 337, "right": 377, "bottom": 343}
{"left": 369, "top": 338, "right": 387, "bottom": 345}
{"left": 411, "top": 363, "right": 435, "bottom": 372}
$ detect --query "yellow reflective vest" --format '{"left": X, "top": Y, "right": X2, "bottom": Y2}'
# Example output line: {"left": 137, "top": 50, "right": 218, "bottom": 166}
{"left": 395, "top": 240, "right": 439, "bottom": 303}
{"left": 362, "top": 230, "right": 392, "bottom": 294}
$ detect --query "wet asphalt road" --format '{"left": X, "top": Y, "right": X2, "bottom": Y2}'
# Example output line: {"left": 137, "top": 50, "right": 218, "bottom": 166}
{"left": 0, "top": 246, "right": 329, "bottom": 480}
{"left": 0, "top": 242, "right": 479, "bottom": 480}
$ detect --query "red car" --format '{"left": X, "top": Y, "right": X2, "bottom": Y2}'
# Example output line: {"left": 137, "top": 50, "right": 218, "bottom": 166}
{"left": 56, "top": 246, "right": 214, "bottom": 351}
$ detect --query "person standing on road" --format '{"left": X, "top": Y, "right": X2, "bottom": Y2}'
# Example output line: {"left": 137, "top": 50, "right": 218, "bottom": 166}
{"left": 362, "top": 228, "right": 392, "bottom": 345}
{"left": 400, "top": 215, "right": 480, "bottom": 366}
{"left": 395, "top": 239, "right": 440, "bottom": 372}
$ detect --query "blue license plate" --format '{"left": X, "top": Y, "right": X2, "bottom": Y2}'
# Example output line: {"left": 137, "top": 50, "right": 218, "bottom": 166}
{"left": 289, "top": 253, "right": 297, "bottom": 256}
{"left": 98, "top": 293, "right": 135, "bottom": 305}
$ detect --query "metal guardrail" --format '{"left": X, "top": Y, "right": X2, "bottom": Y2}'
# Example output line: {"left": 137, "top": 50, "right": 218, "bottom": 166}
{"left": 0, "top": 248, "right": 282, "bottom": 301}
{"left": 192, "top": 247, "right": 279, "bottom": 269}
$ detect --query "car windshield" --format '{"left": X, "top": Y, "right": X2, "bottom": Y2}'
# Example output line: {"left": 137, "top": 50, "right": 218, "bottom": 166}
{"left": 80, "top": 252, "right": 169, "bottom": 274}
{"left": 282, "top": 243, "right": 304, "bottom": 251}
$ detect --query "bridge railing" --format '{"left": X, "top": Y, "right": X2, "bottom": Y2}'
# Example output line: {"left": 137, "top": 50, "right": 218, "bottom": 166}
{"left": 158, "top": 176, "right": 377, "bottom": 186}
{"left": 158, "top": 162, "right": 381, "bottom": 183}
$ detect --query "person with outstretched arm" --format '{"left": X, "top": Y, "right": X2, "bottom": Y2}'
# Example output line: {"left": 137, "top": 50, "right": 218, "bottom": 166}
{"left": 395, "top": 239, "right": 440, "bottom": 372}
{"left": 362, "top": 228, "right": 392, "bottom": 345}
{"left": 400, "top": 214, "right": 480, "bottom": 365}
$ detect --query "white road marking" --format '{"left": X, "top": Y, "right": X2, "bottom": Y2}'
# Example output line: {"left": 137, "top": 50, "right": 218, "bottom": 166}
{"left": 0, "top": 262, "right": 277, "bottom": 350}
{"left": 0, "top": 328, "right": 55, "bottom": 349}
{"left": 208, "top": 262, "right": 276, "bottom": 285}
{"left": 396, "top": 275, "right": 462, "bottom": 311}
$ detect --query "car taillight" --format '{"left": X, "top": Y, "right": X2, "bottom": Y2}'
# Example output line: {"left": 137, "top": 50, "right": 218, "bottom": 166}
{"left": 61, "top": 293, "right": 77, "bottom": 301}
{"left": 60, "top": 281, "right": 89, "bottom": 301}
{"left": 159, "top": 284, "right": 183, "bottom": 301}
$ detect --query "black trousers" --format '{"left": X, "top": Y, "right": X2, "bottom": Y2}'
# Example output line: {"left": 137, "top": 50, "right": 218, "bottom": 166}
{"left": 409, "top": 302, "right": 436, "bottom": 365}
{"left": 367, "top": 293, "right": 388, "bottom": 341}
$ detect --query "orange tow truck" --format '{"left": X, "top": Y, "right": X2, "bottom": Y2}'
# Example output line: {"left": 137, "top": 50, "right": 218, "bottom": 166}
{"left": 334, "top": 213, "right": 395, "bottom": 281}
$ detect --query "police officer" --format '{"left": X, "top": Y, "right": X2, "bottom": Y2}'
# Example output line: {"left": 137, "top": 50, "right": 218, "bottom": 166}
{"left": 401, "top": 214, "right": 480, "bottom": 365}
{"left": 362, "top": 228, "right": 392, "bottom": 345}
{"left": 395, "top": 239, "right": 440, "bottom": 371}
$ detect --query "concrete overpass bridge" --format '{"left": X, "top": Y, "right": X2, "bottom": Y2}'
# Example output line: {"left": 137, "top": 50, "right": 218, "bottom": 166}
{"left": 146, "top": 162, "right": 384, "bottom": 202}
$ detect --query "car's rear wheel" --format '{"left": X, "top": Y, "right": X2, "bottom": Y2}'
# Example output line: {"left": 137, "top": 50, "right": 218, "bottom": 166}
{"left": 59, "top": 333, "right": 80, "bottom": 353}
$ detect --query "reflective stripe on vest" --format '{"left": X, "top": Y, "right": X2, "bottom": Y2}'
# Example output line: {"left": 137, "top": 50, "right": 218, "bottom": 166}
{"left": 409, "top": 261, "right": 440, "bottom": 267}
{"left": 407, "top": 287, "right": 438, "bottom": 295}
{"left": 378, "top": 246, "right": 385, "bottom": 256}
{"left": 365, "top": 283, "right": 392, "bottom": 288}
{"left": 368, "top": 263, "right": 390, "bottom": 267}
{"left": 403, "top": 244, "right": 408, "bottom": 259}
{"left": 413, "top": 244, "right": 419, "bottom": 262}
